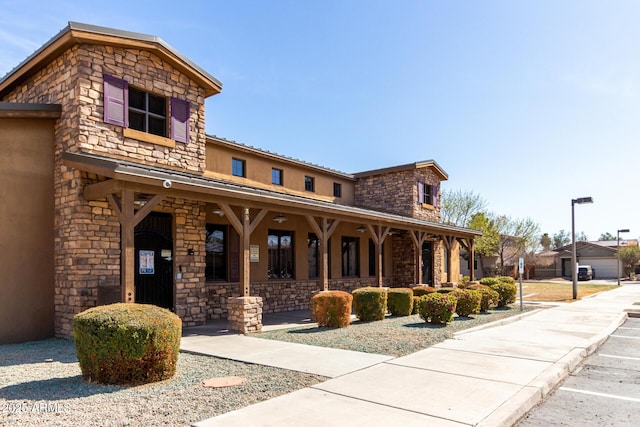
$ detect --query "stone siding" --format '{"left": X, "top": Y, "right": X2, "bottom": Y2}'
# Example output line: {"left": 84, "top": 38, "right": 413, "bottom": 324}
{"left": 391, "top": 231, "right": 442, "bottom": 288}
{"left": 354, "top": 168, "right": 441, "bottom": 222}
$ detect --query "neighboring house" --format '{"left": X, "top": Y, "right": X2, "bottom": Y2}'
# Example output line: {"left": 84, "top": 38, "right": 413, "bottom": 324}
{"left": 0, "top": 22, "right": 480, "bottom": 344}
{"left": 546, "top": 241, "right": 630, "bottom": 279}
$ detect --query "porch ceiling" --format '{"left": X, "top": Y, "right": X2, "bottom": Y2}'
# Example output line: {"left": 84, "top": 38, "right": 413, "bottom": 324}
{"left": 63, "top": 151, "right": 481, "bottom": 239}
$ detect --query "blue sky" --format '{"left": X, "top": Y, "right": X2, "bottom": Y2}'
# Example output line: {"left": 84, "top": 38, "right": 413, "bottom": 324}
{"left": 2, "top": 0, "right": 639, "bottom": 242}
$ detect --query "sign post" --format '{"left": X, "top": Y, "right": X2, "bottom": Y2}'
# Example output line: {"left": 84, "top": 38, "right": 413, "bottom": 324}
{"left": 518, "top": 257, "right": 524, "bottom": 311}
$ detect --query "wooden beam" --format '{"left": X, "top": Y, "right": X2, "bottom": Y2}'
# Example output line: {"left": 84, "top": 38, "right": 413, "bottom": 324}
{"left": 305, "top": 215, "right": 323, "bottom": 238}
{"left": 218, "top": 203, "right": 242, "bottom": 234}
{"left": 107, "top": 193, "right": 122, "bottom": 220}
{"left": 133, "top": 194, "right": 164, "bottom": 227}
{"left": 240, "top": 208, "right": 251, "bottom": 296}
{"left": 120, "top": 188, "right": 135, "bottom": 303}
{"left": 84, "top": 179, "right": 123, "bottom": 200}
{"left": 248, "top": 209, "right": 268, "bottom": 234}
{"left": 469, "top": 238, "right": 475, "bottom": 282}
{"left": 410, "top": 231, "right": 428, "bottom": 284}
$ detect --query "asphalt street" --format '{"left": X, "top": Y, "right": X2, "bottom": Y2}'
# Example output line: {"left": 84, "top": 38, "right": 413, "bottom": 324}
{"left": 518, "top": 316, "right": 640, "bottom": 426}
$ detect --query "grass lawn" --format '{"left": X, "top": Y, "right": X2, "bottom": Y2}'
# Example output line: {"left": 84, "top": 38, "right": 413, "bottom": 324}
{"left": 518, "top": 281, "right": 618, "bottom": 302}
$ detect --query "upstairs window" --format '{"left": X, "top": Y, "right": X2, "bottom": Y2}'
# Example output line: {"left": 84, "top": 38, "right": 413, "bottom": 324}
{"left": 103, "top": 74, "right": 190, "bottom": 143}
{"left": 304, "top": 176, "right": 315, "bottom": 192}
{"left": 418, "top": 181, "right": 438, "bottom": 206}
{"left": 129, "top": 87, "right": 166, "bottom": 137}
{"left": 333, "top": 182, "right": 342, "bottom": 198}
{"left": 232, "top": 158, "right": 246, "bottom": 177}
{"left": 272, "top": 168, "right": 283, "bottom": 185}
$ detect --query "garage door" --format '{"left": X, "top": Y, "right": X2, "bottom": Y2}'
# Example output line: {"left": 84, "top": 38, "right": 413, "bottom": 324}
{"left": 580, "top": 258, "right": 618, "bottom": 279}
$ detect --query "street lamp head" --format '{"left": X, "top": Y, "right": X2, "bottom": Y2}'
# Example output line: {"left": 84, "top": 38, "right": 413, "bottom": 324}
{"left": 572, "top": 197, "right": 593, "bottom": 205}
{"left": 618, "top": 228, "right": 630, "bottom": 233}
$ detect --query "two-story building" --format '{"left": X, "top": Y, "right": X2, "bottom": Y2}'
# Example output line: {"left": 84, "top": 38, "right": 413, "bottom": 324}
{"left": 0, "top": 22, "right": 480, "bottom": 344}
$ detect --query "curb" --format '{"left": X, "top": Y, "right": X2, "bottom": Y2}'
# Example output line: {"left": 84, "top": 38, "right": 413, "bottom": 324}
{"left": 454, "top": 309, "right": 542, "bottom": 336}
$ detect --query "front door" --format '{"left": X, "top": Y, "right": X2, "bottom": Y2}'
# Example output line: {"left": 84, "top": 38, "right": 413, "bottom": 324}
{"left": 134, "top": 212, "right": 174, "bottom": 309}
{"left": 421, "top": 242, "right": 434, "bottom": 285}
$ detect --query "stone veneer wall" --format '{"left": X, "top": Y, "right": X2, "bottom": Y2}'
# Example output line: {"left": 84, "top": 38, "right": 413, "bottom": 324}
{"left": 206, "top": 277, "right": 391, "bottom": 320}
{"left": 392, "top": 231, "right": 442, "bottom": 288}
{"left": 354, "top": 168, "right": 441, "bottom": 222}
{"left": 2, "top": 43, "right": 209, "bottom": 336}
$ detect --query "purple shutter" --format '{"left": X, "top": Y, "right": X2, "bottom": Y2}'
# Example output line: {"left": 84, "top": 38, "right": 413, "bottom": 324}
{"left": 171, "top": 97, "right": 190, "bottom": 143}
{"left": 103, "top": 74, "right": 128, "bottom": 127}
{"left": 418, "top": 181, "right": 424, "bottom": 204}
{"left": 432, "top": 185, "right": 438, "bottom": 206}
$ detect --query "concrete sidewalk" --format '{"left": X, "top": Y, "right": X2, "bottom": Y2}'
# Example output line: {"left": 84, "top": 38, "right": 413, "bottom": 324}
{"left": 192, "top": 284, "right": 640, "bottom": 427}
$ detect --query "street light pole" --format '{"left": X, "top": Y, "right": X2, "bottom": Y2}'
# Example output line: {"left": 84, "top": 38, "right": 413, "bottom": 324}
{"left": 571, "top": 197, "right": 593, "bottom": 299}
{"left": 617, "top": 228, "right": 630, "bottom": 286}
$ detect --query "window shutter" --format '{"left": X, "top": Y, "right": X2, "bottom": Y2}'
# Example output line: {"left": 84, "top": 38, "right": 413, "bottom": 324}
{"left": 103, "top": 74, "right": 128, "bottom": 127}
{"left": 432, "top": 185, "right": 438, "bottom": 206}
{"left": 170, "top": 97, "right": 190, "bottom": 143}
{"left": 418, "top": 181, "right": 424, "bottom": 204}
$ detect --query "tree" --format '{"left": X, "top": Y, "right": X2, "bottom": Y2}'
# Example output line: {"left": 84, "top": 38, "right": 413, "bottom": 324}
{"left": 552, "top": 230, "right": 571, "bottom": 249}
{"left": 468, "top": 212, "right": 500, "bottom": 277}
{"left": 540, "top": 233, "right": 552, "bottom": 251}
{"left": 441, "top": 189, "right": 487, "bottom": 228}
{"left": 575, "top": 231, "right": 589, "bottom": 242}
{"left": 619, "top": 246, "right": 640, "bottom": 277}
{"left": 494, "top": 216, "right": 540, "bottom": 275}
{"left": 598, "top": 232, "right": 616, "bottom": 241}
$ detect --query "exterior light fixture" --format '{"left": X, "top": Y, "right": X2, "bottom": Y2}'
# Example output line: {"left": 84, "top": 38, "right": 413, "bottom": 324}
{"left": 356, "top": 225, "right": 367, "bottom": 233}
{"left": 212, "top": 208, "right": 224, "bottom": 216}
{"left": 617, "top": 228, "right": 630, "bottom": 286}
{"left": 273, "top": 214, "right": 288, "bottom": 224}
{"left": 571, "top": 196, "right": 593, "bottom": 299}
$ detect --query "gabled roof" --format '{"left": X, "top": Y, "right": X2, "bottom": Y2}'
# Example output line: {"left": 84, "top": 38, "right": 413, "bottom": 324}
{"left": 0, "top": 22, "right": 222, "bottom": 98}
{"left": 554, "top": 241, "right": 617, "bottom": 256}
{"left": 353, "top": 160, "right": 448, "bottom": 181}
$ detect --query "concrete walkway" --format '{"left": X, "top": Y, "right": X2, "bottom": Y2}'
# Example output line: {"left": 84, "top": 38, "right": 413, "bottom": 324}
{"left": 190, "top": 284, "right": 640, "bottom": 427}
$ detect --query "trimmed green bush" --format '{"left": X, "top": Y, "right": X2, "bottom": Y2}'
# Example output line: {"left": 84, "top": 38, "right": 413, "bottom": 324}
{"left": 73, "top": 303, "right": 181, "bottom": 385}
{"left": 490, "top": 282, "right": 517, "bottom": 307}
{"left": 416, "top": 292, "right": 457, "bottom": 324}
{"left": 479, "top": 277, "right": 500, "bottom": 286}
{"left": 452, "top": 289, "right": 481, "bottom": 317}
{"left": 412, "top": 285, "right": 436, "bottom": 297}
{"left": 437, "top": 288, "right": 454, "bottom": 294}
{"left": 411, "top": 296, "right": 421, "bottom": 314}
{"left": 387, "top": 288, "right": 413, "bottom": 316}
{"left": 468, "top": 284, "right": 500, "bottom": 312}
{"left": 352, "top": 287, "right": 387, "bottom": 321}
{"left": 498, "top": 276, "right": 516, "bottom": 285}
{"left": 312, "top": 291, "right": 352, "bottom": 328}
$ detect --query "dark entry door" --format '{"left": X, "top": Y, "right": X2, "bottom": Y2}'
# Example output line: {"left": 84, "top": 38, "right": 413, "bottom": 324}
{"left": 421, "top": 242, "right": 433, "bottom": 285}
{"left": 134, "top": 212, "right": 174, "bottom": 310}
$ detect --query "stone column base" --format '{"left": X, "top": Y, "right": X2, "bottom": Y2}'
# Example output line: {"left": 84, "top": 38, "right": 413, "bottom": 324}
{"left": 227, "top": 296, "right": 263, "bottom": 334}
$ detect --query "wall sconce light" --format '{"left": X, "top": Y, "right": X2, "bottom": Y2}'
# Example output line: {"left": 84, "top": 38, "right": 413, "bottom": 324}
{"left": 356, "top": 225, "right": 367, "bottom": 233}
{"left": 273, "top": 213, "right": 288, "bottom": 224}
{"left": 187, "top": 248, "right": 195, "bottom": 256}
{"left": 212, "top": 208, "right": 224, "bottom": 217}
{"left": 388, "top": 229, "right": 396, "bottom": 236}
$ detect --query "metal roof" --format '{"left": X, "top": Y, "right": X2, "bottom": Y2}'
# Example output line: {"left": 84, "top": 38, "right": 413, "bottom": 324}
{"left": 62, "top": 151, "right": 481, "bottom": 238}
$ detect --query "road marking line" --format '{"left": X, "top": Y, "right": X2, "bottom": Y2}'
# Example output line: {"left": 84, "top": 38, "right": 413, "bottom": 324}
{"left": 610, "top": 334, "right": 640, "bottom": 339}
{"left": 559, "top": 387, "right": 640, "bottom": 403}
{"left": 599, "top": 353, "right": 640, "bottom": 361}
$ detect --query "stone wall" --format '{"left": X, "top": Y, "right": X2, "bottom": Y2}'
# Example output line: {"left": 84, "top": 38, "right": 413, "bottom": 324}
{"left": 1, "top": 42, "right": 210, "bottom": 336}
{"left": 205, "top": 277, "right": 391, "bottom": 319}
{"left": 354, "top": 167, "right": 441, "bottom": 222}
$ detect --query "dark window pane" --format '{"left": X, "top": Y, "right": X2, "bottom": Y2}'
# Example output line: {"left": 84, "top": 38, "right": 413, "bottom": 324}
{"left": 232, "top": 158, "right": 245, "bottom": 177}
{"left": 148, "top": 116, "right": 166, "bottom": 137}
{"left": 272, "top": 168, "right": 283, "bottom": 185}
{"left": 129, "top": 111, "right": 145, "bottom": 132}
{"left": 129, "top": 88, "right": 145, "bottom": 110}
{"left": 268, "top": 230, "right": 294, "bottom": 279}
{"left": 148, "top": 94, "right": 166, "bottom": 116}
{"left": 308, "top": 233, "right": 319, "bottom": 279}
{"left": 305, "top": 176, "right": 314, "bottom": 192}
{"left": 333, "top": 183, "right": 342, "bottom": 198}
{"left": 342, "top": 236, "right": 359, "bottom": 277}
{"left": 206, "top": 224, "right": 227, "bottom": 281}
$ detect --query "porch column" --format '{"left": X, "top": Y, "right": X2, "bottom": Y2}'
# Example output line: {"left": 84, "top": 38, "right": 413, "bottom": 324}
{"left": 367, "top": 225, "right": 392, "bottom": 288}
{"left": 409, "top": 231, "right": 428, "bottom": 285}
{"left": 457, "top": 237, "right": 475, "bottom": 282}
{"left": 306, "top": 216, "right": 340, "bottom": 291}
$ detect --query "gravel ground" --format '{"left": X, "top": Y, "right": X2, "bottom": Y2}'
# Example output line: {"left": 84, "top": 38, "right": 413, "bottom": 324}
{"left": 0, "top": 339, "right": 325, "bottom": 427}
{"left": 1, "top": 306, "right": 530, "bottom": 426}
{"left": 254, "top": 307, "right": 532, "bottom": 357}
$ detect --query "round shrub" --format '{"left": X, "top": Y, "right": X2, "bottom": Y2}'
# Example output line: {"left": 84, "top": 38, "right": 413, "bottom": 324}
{"left": 352, "top": 287, "right": 387, "bottom": 321}
{"left": 387, "top": 288, "right": 413, "bottom": 316}
{"left": 311, "top": 291, "right": 352, "bottom": 328}
{"left": 411, "top": 296, "right": 421, "bottom": 314}
{"left": 498, "top": 276, "right": 516, "bottom": 285}
{"left": 412, "top": 285, "right": 436, "bottom": 297}
{"left": 490, "top": 282, "right": 517, "bottom": 308}
{"left": 417, "top": 292, "right": 457, "bottom": 324}
{"left": 468, "top": 284, "right": 500, "bottom": 312}
{"left": 479, "top": 277, "right": 500, "bottom": 286}
{"left": 73, "top": 303, "right": 181, "bottom": 385}
{"left": 452, "top": 289, "right": 481, "bottom": 317}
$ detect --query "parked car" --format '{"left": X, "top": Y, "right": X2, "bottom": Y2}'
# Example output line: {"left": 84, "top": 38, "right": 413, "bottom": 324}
{"left": 578, "top": 265, "right": 593, "bottom": 281}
